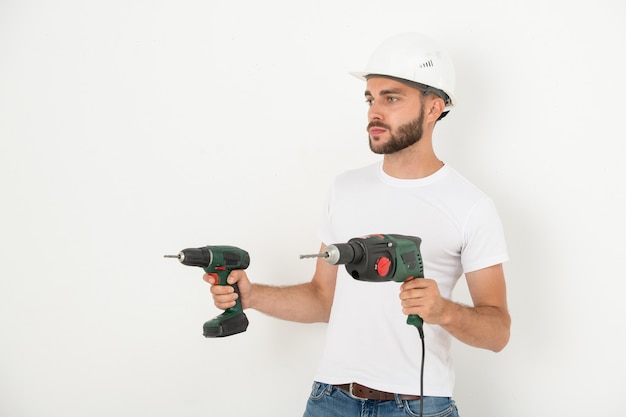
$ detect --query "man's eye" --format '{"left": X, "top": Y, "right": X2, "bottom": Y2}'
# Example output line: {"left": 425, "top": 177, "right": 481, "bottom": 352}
{"left": 365, "top": 98, "right": 373, "bottom": 106}
{"left": 387, "top": 96, "right": 399, "bottom": 102}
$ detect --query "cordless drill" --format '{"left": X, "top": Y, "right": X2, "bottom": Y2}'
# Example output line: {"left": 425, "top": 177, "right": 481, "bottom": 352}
{"left": 165, "top": 245, "right": 250, "bottom": 338}
{"left": 301, "top": 234, "right": 424, "bottom": 329}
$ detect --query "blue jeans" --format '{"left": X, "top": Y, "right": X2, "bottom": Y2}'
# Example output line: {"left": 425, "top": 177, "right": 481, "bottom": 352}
{"left": 303, "top": 382, "right": 460, "bottom": 417}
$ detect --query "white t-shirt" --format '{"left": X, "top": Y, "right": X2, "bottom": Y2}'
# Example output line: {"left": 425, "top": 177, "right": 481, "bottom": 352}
{"left": 314, "top": 162, "right": 508, "bottom": 397}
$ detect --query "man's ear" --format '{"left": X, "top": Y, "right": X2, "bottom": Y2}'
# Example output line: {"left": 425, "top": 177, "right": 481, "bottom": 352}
{"left": 427, "top": 96, "right": 446, "bottom": 122}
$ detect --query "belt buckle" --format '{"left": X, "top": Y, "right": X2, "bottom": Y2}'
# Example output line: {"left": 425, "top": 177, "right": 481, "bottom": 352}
{"left": 349, "top": 382, "right": 368, "bottom": 400}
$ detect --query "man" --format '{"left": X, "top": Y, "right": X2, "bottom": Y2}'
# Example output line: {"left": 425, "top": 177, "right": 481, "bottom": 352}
{"left": 206, "top": 33, "right": 510, "bottom": 417}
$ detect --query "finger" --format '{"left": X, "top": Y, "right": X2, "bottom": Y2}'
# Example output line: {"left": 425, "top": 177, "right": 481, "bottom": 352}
{"left": 203, "top": 273, "right": 216, "bottom": 284}
{"left": 227, "top": 270, "right": 245, "bottom": 285}
{"left": 401, "top": 278, "right": 433, "bottom": 291}
{"left": 400, "top": 294, "right": 423, "bottom": 308}
{"left": 212, "top": 290, "right": 238, "bottom": 308}
{"left": 210, "top": 284, "right": 235, "bottom": 296}
{"left": 399, "top": 285, "right": 422, "bottom": 299}
{"left": 215, "top": 299, "right": 237, "bottom": 309}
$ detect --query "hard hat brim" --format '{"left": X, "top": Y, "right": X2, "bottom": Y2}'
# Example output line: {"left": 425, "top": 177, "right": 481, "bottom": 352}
{"left": 348, "top": 71, "right": 456, "bottom": 109}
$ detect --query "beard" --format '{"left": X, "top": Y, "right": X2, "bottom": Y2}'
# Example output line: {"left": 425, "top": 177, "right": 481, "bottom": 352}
{"left": 368, "top": 108, "right": 425, "bottom": 155}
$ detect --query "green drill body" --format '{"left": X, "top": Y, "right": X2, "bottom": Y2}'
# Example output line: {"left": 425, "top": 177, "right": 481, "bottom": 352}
{"left": 166, "top": 245, "right": 250, "bottom": 338}
{"left": 301, "top": 234, "right": 425, "bottom": 329}
{"left": 345, "top": 234, "right": 425, "bottom": 329}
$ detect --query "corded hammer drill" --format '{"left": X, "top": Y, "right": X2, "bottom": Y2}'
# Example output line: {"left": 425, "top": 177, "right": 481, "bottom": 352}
{"left": 165, "top": 245, "right": 250, "bottom": 338}
{"left": 302, "top": 234, "right": 428, "bottom": 416}
{"left": 300, "top": 234, "right": 425, "bottom": 330}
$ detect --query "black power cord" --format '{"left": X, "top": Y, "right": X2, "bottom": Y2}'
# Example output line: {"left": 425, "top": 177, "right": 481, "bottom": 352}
{"left": 417, "top": 326, "right": 425, "bottom": 417}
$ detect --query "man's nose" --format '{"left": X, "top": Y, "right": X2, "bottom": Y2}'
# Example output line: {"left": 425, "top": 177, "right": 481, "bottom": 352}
{"left": 368, "top": 102, "right": 383, "bottom": 122}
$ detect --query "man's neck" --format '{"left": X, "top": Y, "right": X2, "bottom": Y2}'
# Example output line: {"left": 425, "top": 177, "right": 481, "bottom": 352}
{"left": 381, "top": 141, "right": 443, "bottom": 180}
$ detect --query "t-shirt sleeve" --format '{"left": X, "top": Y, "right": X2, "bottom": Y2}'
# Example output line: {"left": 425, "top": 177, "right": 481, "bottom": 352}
{"left": 461, "top": 197, "right": 509, "bottom": 273}
{"left": 316, "top": 183, "right": 335, "bottom": 245}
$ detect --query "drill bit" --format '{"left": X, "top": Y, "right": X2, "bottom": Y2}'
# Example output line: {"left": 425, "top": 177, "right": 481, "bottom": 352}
{"left": 164, "top": 254, "right": 181, "bottom": 259}
{"left": 299, "top": 252, "right": 329, "bottom": 259}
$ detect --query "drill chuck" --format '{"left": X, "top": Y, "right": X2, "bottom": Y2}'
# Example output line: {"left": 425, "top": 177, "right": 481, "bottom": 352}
{"left": 177, "top": 247, "right": 213, "bottom": 268}
{"left": 323, "top": 242, "right": 365, "bottom": 265}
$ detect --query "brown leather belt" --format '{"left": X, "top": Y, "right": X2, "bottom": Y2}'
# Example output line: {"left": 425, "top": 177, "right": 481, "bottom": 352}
{"left": 335, "top": 382, "right": 421, "bottom": 401}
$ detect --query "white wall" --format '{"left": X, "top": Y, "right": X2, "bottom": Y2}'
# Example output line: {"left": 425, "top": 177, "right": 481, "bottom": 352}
{"left": 1, "top": 1, "right": 624, "bottom": 416}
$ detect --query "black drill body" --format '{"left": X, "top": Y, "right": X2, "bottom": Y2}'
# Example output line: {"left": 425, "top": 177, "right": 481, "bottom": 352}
{"left": 167, "top": 245, "right": 250, "bottom": 338}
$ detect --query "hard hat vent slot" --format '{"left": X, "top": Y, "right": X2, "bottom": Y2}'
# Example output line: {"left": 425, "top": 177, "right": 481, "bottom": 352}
{"left": 420, "top": 60, "right": 434, "bottom": 68}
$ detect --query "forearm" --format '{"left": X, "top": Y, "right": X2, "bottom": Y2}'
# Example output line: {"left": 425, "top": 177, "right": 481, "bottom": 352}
{"left": 247, "top": 281, "right": 333, "bottom": 323}
{"left": 439, "top": 300, "right": 511, "bottom": 352}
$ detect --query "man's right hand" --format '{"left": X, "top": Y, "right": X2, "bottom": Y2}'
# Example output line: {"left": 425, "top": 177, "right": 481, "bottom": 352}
{"left": 203, "top": 270, "right": 252, "bottom": 310}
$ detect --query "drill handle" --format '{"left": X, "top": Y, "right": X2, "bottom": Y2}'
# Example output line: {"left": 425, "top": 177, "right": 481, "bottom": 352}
{"left": 203, "top": 267, "right": 248, "bottom": 337}
{"left": 407, "top": 314, "right": 423, "bottom": 328}
{"left": 207, "top": 268, "right": 245, "bottom": 313}
{"left": 404, "top": 275, "right": 424, "bottom": 330}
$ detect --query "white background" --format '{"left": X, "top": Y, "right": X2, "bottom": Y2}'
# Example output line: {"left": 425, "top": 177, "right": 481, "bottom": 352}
{"left": 1, "top": 1, "right": 625, "bottom": 416}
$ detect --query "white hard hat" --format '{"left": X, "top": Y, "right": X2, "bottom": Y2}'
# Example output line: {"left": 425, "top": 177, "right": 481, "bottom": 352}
{"left": 350, "top": 33, "right": 456, "bottom": 109}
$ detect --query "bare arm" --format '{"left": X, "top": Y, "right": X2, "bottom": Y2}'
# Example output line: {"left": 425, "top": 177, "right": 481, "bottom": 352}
{"left": 205, "top": 243, "right": 338, "bottom": 323}
{"left": 400, "top": 264, "right": 510, "bottom": 352}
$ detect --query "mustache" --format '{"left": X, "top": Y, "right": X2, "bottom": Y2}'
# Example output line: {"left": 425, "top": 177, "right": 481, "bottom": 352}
{"left": 367, "top": 121, "right": 391, "bottom": 131}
